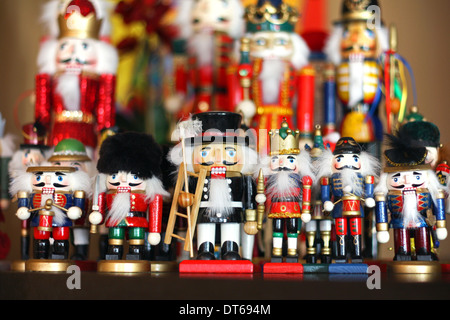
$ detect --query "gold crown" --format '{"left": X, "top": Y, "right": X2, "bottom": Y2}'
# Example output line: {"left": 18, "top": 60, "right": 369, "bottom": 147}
{"left": 245, "top": 1, "right": 298, "bottom": 32}
{"left": 269, "top": 119, "right": 300, "bottom": 155}
{"left": 58, "top": 9, "right": 102, "bottom": 39}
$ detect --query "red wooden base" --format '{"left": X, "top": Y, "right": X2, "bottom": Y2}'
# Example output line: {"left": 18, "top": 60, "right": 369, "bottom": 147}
{"left": 179, "top": 260, "right": 254, "bottom": 273}
{"left": 263, "top": 262, "right": 303, "bottom": 274}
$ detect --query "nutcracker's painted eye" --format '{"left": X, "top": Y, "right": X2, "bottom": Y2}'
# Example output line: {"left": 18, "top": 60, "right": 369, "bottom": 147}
{"left": 225, "top": 148, "right": 236, "bottom": 158}
{"left": 60, "top": 42, "right": 67, "bottom": 50}
{"left": 200, "top": 149, "right": 210, "bottom": 158}
{"left": 365, "top": 28, "right": 375, "bottom": 38}
{"left": 274, "top": 38, "right": 288, "bottom": 46}
{"left": 133, "top": 175, "right": 138, "bottom": 180}
{"left": 36, "top": 176, "right": 41, "bottom": 181}
{"left": 82, "top": 42, "right": 89, "bottom": 49}
{"left": 111, "top": 174, "right": 117, "bottom": 179}
{"left": 58, "top": 176, "right": 63, "bottom": 182}
{"left": 353, "top": 155, "right": 359, "bottom": 162}
{"left": 393, "top": 177, "right": 398, "bottom": 182}
{"left": 255, "top": 38, "right": 266, "bottom": 46}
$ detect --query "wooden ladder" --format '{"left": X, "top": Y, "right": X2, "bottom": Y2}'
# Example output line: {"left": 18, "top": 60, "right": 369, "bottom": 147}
{"left": 164, "top": 163, "right": 207, "bottom": 257}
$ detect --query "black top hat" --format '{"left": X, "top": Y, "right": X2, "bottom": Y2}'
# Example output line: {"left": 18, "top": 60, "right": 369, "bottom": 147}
{"left": 97, "top": 131, "right": 162, "bottom": 179}
{"left": 333, "top": 137, "right": 362, "bottom": 155}
{"left": 398, "top": 120, "right": 441, "bottom": 148}
{"left": 188, "top": 112, "right": 250, "bottom": 146}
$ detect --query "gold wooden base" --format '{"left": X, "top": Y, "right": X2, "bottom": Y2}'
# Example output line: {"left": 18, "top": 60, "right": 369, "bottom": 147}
{"left": 10, "top": 260, "right": 26, "bottom": 272}
{"left": 150, "top": 261, "right": 178, "bottom": 272}
{"left": 25, "top": 259, "right": 71, "bottom": 272}
{"left": 387, "top": 261, "right": 442, "bottom": 282}
{"left": 97, "top": 260, "right": 151, "bottom": 273}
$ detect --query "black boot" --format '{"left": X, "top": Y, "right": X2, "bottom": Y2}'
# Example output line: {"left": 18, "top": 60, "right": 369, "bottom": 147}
{"left": 221, "top": 241, "right": 241, "bottom": 260}
{"left": 335, "top": 235, "right": 347, "bottom": 263}
{"left": 34, "top": 239, "right": 50, "bottom": 259}
{"left": 71, "top": 245, "right": 89, "bottom": 261}
{"left": 196, "top": 242, "right": 215, "bottom": 260}
{"left": 351, "top": 235, "right": 363, "bottom": 263}
{"left": 51, "top": 240, "right": 69, "bottom": 260}
{"left": 98, "top": 234, "right": 108, "bottom": 260}
{"left": 106, "top": 245, "right": 123, "bottom": 260}
{"left": 126, "top": 245, "right": 144, "bottom": 260}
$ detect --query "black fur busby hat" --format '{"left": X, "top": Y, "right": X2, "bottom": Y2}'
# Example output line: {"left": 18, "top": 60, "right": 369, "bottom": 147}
{"left": 97, "top": 132, "right": 162, "bottom": 179}
{"left": 333, "top": 137, "right": 362, "bottom": 155}
{"left": 383, "top": 133, "right": 431, "bottom": 172}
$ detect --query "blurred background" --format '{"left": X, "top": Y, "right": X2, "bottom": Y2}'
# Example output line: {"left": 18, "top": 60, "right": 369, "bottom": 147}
{"left": 0, "top": 0, "right": 449, "bottom": 263}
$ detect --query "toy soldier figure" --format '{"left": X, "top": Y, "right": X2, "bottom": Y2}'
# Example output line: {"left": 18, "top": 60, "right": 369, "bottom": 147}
{"left": 35, "top": 0, "right": 118, "bottom": 152}
{"left": 165, "top": 0, "right": 245, "bottom": 117}
{"left": 374, "top": 134, "right": 447, "bottom": 261}
{"left": 233, "top": 0, "right": 315, "bottom": 150}
{"left": 11, "top": 165, "right": 91, "bottom": 262}
{"left": 256, "top": 119, "right": 314, "bottom": 263}
{"left": 168, "top": 111, "right": 258, "bottom": 260}
{"left": 89, "top": 132, "right": 169, "bottom": 261}
{"left": 317, "top": 136, "right": 379, "bottom": 263}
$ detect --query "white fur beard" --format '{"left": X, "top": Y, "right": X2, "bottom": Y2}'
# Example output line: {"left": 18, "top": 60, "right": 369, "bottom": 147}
{"left": 260, "top": 59, "right": 286, "bottom": 104}
{"left": 348, "top": 57, "right": 364, "bottom": 107}
{"left": 188, "top": 31, "right": 214, "bottom": 66}
{"left": 267, "top": 171, "right": 299, "bottom": 198}
{"left": 207, "top": 179, "right": 232, "bottom": 217}
{"left": 107, "top": 193, "right": 131, "bottom": 226}
{"left": 55, "top": 73, "right": 80, "bottom": 111}
{"left": 402, "top": 191, "right": 421, "bottom": 229}
{"left": 41, "top": 194, "right": 66, "bottom": 225}
{"left": 339, "top": 168, "right": 363, "bottom": 195}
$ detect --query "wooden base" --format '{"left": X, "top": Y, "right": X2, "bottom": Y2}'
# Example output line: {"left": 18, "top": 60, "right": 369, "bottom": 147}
{"left": 97, "top": 260, "right": 151, "bottom": 273}
{"left": 302, "top": 263, "right": 330, "bottom": 273}
{"left": 328, "top": 263, "right": 369, "bottom": 274}
{"left": 263, "top": 262, "right": 303, "bottom": 274}
{"left": 25, "top": 259, "right": 71, "bottom": 272}
{"left": 74, "top": 260, "right": 98, "bottom": 272}
{"left": 10, "top": 260, "right": 26, "bottom": 272}
{"left": 179, "top": 260, "right": 254, "bottom": 273}
{"left": 0, "top": 260, "right": 11, "bottom": 271}
{"left": 151, "top": 261, "right": 179, "bottom": 272}
{"left": 386, "top": 261, "right": 441, "bottom": 274}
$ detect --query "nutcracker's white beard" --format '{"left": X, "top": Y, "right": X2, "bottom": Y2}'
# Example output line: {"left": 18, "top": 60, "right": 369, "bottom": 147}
{"left": 188, "top": 31, "right": 214, "bottom": 67}
{"left": 107, "top": 193, "right": 130, "bottom": 226}
{"left": 41, "top": 193, "right": 66, "bottom": 225}
{"left": 402, "top": 190, "right": 421, "bottom": 229}
{"left": 347, "top": 56, "right": 365, "bottom": 108}
{"left": 339, "top": 168, "right": 363, "bottom": 196}
{"left": 55, "top": 73, "right": 80, "bottom": 111}
{"left": 266, "top": 171, "right": 300, "bottom": 198}
{"left": 259, "top": 60, "right": 286, "bottom": 104}
{"left": 207, "top": 179, "right": 232, "bottom": 217}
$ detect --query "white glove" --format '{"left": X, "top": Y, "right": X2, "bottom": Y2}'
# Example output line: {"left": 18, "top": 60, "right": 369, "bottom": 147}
{"left": 301, "top": 212, "right": 311, "bottom": 224}
{"left": 436, "top": 227, "right": 448, "bottom": 240}
{"left": 365, "top": 197, "right": 375, "bottom": 208}
{"left": 67, "top": 206, "right": 82, "bottom": 220}
{"left": 236, "top": 100, "right": 256, "bottom": 122}
{"left": 377, "top": 230, "right": 390, "bottom": 243}
{"left": 323, "top": 201, "right": 334, "bottom": 212}
{"left": 16, "top": 207, "right": 30, "bottom": 220}
{"left": 148, "top": 232, "right": 161, "bottom": 246}
{"left": 89, "top": 211, "right": 102, "bottom": 225}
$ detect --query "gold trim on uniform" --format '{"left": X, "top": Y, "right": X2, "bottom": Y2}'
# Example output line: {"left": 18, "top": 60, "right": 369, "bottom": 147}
{"left": 376, "top": 222, "right": 389, "bottom": 231}
{"left": 55, "top": 110, "right": 95, "bottom": 124}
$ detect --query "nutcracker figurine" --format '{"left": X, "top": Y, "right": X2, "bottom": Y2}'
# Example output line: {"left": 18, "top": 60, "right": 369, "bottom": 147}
{"left": 10, "top": 164, "right": 91, "bottom": 269}
{"left": 165, "top": 0, "right": 245, "bottom": 117}
{"left": 35, "top": 0, "right": 118, "bottom": 153}
{"left": 48, "top": 138, "right": 95, "bottom": 260}
{"left": 317, "top": 136, "right": 379, "bottom": 263}
{"left": 233, "top": 0, "right": 315, "bottom": 151}
{"left": 374, "top": 134, "right": 447, "bottom": 261}
{"left": 8, "top": 123, "right": 50, "bottom": 266}
{"left": 255, "top": 119, "right": 314, "bottom": 263}
{"left": 168, "top": 111, "right": 259, "bottom": 261}
{"left": 323, "top": 0, "right": 389, "bottom": 151}
{"left": 88, "top": 132, "right": 169, "bottom": 266}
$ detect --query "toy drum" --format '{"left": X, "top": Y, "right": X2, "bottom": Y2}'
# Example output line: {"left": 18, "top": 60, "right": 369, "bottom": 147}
{"left": 37, "top": 209, "right": 54, "bottom": 232}
{"left": 342, "top": 195, "right": 362, "bottom": 216}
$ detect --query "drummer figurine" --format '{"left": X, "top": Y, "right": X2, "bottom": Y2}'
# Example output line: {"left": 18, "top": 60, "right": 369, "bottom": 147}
{"left": 10, "top": 164, "right": 91, "bottom": 267}
{"left": 317, "top": 136, "right": 379, "bottom": 263}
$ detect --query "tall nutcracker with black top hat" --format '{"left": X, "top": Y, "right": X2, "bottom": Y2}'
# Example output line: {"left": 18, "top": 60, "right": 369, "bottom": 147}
{"left": 10, "top": 163, "right": 91, "bottom": 271}
{"left": 168, "top": 111, "right": 258, "bottom": 264}
{"left": 316, "top": 136, "right": 379, "bottom": 263}
{"left": 35, "top": 0, "right": 118, "bottom": 155}
{"left": 323, "top": 0, "right": 389, "bottom": 155}
{"left": 255, "top": 119, "right": 314, "bottom": 264}
{"left": 374, "top": 133, "right": 447, "bottom": 261}
{"left": 233, "top": 0, "right": 315, "bottom": 151}
{"left": 89, "top": 132, "right": 169, "bottom": 272}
